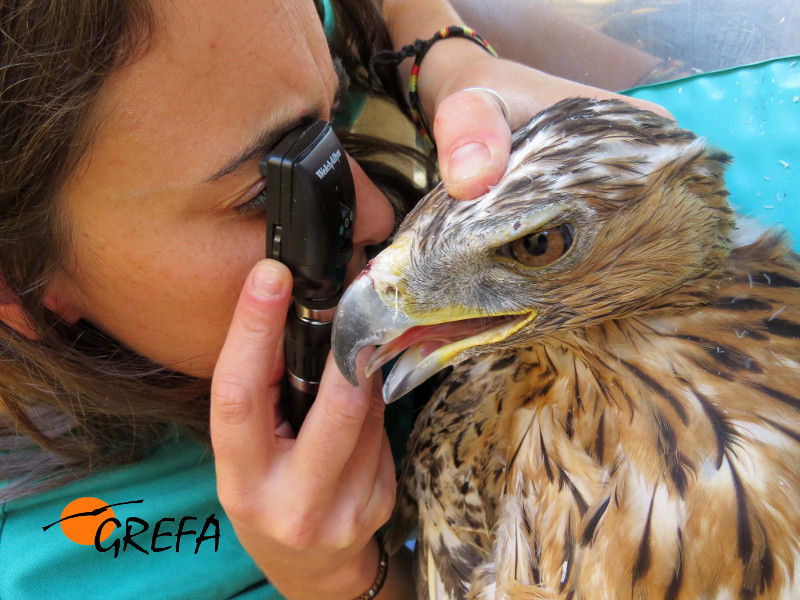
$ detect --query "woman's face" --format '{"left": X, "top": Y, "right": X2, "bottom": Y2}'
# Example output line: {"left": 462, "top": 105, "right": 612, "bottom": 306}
{"left": 55, "top": 0, "right": 394, "bottom": 377}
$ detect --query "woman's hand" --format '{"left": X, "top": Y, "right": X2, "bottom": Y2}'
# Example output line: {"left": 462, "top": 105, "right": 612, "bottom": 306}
{"left": 382, "top": 0, "right": 673, "bottom": 201}
{"left": 209, "top": 260, "right": 398, "bottom": 600}
{"left": 422, "top": 47, "right": 673, "bottom": 200}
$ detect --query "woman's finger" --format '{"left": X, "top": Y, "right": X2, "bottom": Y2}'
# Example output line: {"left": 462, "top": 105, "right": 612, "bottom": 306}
{"left": 364, "top": 431, "right": 398, "bottom": 528}
{"left": 210, "top": 259, "right": 293, "bottom": 499}
{"left": 434, "top": 87, "right": 513, "bottom": 200}
{"left": 290, "top": 351, "right": 377, "bottom": 496}
{"left": 332, "top": 374, "right": 388, "bottom": 500}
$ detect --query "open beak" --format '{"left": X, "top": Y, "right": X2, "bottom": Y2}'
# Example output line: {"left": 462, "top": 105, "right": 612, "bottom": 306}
{"left": 332, "top": 274, "right": 534, "bottom": 403}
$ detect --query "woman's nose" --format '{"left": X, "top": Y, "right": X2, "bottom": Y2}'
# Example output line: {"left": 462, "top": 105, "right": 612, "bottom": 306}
{"left": 347, "top": 154, "right": 395, "bottom": 248}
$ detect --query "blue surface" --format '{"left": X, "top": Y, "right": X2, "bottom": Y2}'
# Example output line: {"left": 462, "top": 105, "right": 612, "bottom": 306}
{"left": 624, "top": 56, "right": 799, "bottom": 249}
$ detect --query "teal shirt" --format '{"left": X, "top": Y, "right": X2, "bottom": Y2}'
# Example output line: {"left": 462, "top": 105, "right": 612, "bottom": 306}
{"left": 1, "top": 432, "right": 282, "bottom": 600}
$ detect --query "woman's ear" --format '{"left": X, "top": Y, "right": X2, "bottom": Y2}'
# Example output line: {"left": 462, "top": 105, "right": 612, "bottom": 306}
{"left": 0, "top": 304, "right": 39, "bottom": 339}
{"left": 0, "top": 290, "right": 40, "bottom": 339}
{"left": 0, "top": 276, "right": 82, "bottom": 339}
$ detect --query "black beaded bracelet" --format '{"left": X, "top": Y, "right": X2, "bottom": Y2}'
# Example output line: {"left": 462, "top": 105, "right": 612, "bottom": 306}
{"left": 369, "top": 26, "right": 498, "bottom": 146}
{"left": 352, "top": 532, "right": 388, "bottom": 600}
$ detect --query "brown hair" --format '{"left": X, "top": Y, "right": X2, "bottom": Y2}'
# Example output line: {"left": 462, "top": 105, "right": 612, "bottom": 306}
{"left": 0, "top": 0, "right": 430, "bottom": 501}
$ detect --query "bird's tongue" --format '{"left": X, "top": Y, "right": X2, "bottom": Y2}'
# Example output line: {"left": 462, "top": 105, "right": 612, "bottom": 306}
{"left": 364, "top": 316, "right": 518, "bottom": 378}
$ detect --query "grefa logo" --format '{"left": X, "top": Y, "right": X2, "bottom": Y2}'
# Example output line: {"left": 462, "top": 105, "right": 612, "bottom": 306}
{"left": 42, "top": 496, "right": 220, "bottom": 558}
{"left": 314, "top": 148, "right": 342, "bottom": 179}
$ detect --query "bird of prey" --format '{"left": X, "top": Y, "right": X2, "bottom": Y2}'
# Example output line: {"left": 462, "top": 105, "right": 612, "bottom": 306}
{"left": 332, "top": 98, "right": 800, "bottom": 600}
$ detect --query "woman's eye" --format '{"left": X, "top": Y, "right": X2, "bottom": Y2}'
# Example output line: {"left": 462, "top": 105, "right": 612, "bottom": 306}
{"left": 499, "top": 223, "right": 575, "bottom": 268}
{"left": 234, "top": 178, "right": 269, "bottom": 214}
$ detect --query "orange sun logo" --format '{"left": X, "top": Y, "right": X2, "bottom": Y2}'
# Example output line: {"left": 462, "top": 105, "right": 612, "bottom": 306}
{"left": 43, "top": 497, "right": 143, "bottom": 545}
{"left": 58, "top": 497, "right": 117, "bottom": 545}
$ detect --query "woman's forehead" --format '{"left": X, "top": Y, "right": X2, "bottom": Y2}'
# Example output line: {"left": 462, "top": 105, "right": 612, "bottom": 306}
{"left": 74, "top": 0, "right": 335, "bottom": 199}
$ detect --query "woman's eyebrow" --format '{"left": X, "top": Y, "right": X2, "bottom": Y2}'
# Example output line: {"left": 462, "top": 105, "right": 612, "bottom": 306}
{"left": 202, "top": 63, "right": 344, "bottom": 186}
{"left": 203, "top": 59, "right": 342, "bottom": 184}
{"left": 202, "top": 111, "right": 320, "bottom": 184}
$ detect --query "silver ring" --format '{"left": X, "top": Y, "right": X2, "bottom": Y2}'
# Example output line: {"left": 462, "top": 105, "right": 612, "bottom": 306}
{"left": 462, "top": 87, "right": 512, "bottom": 126}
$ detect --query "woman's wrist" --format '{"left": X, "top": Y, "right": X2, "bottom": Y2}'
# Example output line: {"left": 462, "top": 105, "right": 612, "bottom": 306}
{"left": 381, "top": 546, "right": 416, "bottom": 599}
{"left": 275, "top": 537, "right": 416, "bottom": 600}
{"left": 414, "top": 36, "right": 500, "bottom": 129}
{"left": 271, "top": 537, "right": 381, "bottom": 600}
{"left": 418, "top": 49, "right": 674, "bottom": 138}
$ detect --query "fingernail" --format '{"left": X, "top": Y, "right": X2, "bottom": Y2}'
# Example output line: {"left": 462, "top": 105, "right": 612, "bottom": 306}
{"left": 448, "top": 142, "right": 491, "bottom": 183}
{"left": 250, "top": 262, "right": 286, "bottom": 299}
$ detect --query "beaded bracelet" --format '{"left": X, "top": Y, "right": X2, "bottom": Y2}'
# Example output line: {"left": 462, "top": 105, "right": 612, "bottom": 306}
{"left": 352, "top": 532, "right": 389, "bottom": 600}
{"left": 369, "top": 26, "right": 498, "bottom": 146}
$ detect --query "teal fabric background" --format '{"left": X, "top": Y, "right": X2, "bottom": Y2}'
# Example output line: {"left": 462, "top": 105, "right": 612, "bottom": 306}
{"left": 319, "top": 0, "right": 335, "bottom": 37}
{"left": 318, "top": 0, "right": 368, "bottom": 129}
{"left": 625, "top": 56, "right": 799, "bottom": 249}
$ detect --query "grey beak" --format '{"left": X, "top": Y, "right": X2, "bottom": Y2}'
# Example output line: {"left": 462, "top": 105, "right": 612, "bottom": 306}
{"left": 332, "top": 276, "right": 413, "bottom": 386}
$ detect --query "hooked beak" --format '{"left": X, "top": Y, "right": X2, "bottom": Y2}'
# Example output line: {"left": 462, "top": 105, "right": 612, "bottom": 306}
{"left": 331, "top": 275, "right": 414, "bottom": 387}
{"left": 332, "top": 273, "right": 534, "bottom": 404}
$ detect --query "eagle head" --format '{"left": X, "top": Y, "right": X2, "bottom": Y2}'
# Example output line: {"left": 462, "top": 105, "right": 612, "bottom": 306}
{"left": 333, "top": 98, "right": 736, "bottom": 402}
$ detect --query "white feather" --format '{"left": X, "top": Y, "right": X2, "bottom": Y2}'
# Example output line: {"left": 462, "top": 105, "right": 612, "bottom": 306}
{"left": 731, "top": 214, "right": 771, "bottom": 248}
{"left": 427, "top": 546, "right": 450, "bottom": 600}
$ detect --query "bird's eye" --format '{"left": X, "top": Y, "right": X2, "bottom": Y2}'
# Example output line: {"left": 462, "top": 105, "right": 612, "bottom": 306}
{"left": 500, "top": 223, "right": 575, "bottom": 268}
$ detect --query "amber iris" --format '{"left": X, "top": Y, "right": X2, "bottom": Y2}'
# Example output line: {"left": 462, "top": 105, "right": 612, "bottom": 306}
{"left": 507, "top": 223, "right": 574, "bottom": 267}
